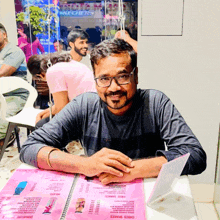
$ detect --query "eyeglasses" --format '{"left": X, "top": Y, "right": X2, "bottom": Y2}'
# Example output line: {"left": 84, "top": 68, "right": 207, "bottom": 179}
{"left": 94, "top": 68, "right": 136, "bottom": 88}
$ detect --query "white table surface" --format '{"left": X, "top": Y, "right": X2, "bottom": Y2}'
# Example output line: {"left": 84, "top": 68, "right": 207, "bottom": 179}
{"left": 2, "top": 164, "right": 198, "bottom": 220}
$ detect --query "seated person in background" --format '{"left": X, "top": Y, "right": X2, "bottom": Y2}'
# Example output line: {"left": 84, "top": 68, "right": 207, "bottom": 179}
{"left": 53, "top": 39, "right": 66, "bottom": 52}
{"left": 27, "top": 52, "right": 96, "bottom": 128}
{"left": 27, "top": 54, "right": 50, "bottom": 109}
{"left": 0, "top": 23, "right": 30, "bottom": 147}
{"left": 115, "top": 29, "right": 137, "bottom": 53}
{"left": 67, "top": 29, "right": 92, "bottom": 71}
{"left": 21, "top": 39, "right": 206, "bottom": 185}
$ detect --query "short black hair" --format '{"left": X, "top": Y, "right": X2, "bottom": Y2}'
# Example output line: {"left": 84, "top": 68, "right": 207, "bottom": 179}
{"left": 27, "top": 54, "right": 43, "bottom": 76}
{"left": 27, "top": 52, "right": 71, "bottom": 76}
{"left": 67, "top": 29, "right": 89, "bottom": 45}
{"left": 90, "top": 38, "right": 137, "bottom": 73}
{"left": 0, "top": 23, "right": 7, "bottom": 35}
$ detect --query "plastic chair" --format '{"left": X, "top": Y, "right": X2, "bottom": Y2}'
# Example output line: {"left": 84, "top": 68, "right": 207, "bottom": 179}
{"left": 0, "top": 76, "right": 43, "bottom": 162}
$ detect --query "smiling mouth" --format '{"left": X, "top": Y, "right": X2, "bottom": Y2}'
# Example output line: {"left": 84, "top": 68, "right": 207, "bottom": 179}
{"left": 108, "top": 94, "right": 122, "bottom": 100}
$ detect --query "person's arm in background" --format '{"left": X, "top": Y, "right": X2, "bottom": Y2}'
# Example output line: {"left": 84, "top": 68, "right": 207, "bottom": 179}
{"left": 37, "top": 38, "right": 45, "bottom": 54}
{"left": 0, "top": 64, "right": 17, "bottom": 77}
{"left": 0, "top": 47, "right": 25, "bottom": 77}
{"left": 35, "top": 91, "right": 69, "bottom": 124}
{"left": 115, "top": 30, "right": 138, "bottom": 53}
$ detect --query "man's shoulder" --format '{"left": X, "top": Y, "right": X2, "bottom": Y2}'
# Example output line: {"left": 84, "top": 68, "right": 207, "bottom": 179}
{"left": 70, "top": 92, "right": 99, "bottom": 107}
{"left": 3, "top": 43, "right": 23, "bottom": 54}
{"left": 80, "top": 55, "right": 93, "bottom": 71}
{"left": 138, "top": 89, "right": 168, "bottom": 101}
{"left": 0, "top": 43, "right": 25, "bottom": 60}
{"left": 74, "top": 91, "right": 99, "bottom": 103}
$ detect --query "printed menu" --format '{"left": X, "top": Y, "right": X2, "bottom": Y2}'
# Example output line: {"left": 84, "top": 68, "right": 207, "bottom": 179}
{"left": 0, "top": 169, "right": 146, "bottom": 220}
{"left": 66, "top": 175, "right": 146, "bottom": 220}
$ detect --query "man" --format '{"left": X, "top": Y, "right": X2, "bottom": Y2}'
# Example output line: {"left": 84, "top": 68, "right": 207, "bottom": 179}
{"left": 67, "top": 29, "right": 92, "bottom": 70}
{"left": 53, "top": 39, "right": 65, "bottom": 52}
{"left": 20, "top": 39, "right": 206, "bottom": 185}
{"left": 0, "top": 23, "right": 30, "bottom": 147}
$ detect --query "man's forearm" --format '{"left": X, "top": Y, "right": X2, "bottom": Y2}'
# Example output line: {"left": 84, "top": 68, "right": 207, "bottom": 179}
{"left": 132, "top": 156, "right": 167, "bottom": 179}
{"left": 0, "top": 64, "right": 17, "bottom": 77}
{"left": 37, "top": 146, "right": 87, "bottom": 174}
{"left": 37, "top": 147, "right": 134, "bottom": 178}
{"left": 99, "top": 156, "right": 168, "bottom": 185}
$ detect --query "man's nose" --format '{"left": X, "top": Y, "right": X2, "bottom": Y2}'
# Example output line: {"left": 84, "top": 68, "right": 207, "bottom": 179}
{"left": 108, "top": 78, "right": 121, "bottom": 91}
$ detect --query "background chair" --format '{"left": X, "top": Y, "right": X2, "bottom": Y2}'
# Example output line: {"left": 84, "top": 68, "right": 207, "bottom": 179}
{"left": 0, "top": 76, "right": 43, "bottom": 162}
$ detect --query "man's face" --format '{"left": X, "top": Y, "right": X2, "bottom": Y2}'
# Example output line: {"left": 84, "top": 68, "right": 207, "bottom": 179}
{"left": 53, "top": 42, "right": 63, "bottom": 51}
{"left": 70, "top": 37, "right": 88, "bottom": 57}
{"left": 0, "top": 30, "right": 7, "bottom": 49}
{"left": 94, "top": 53, "right": 138, "bottom": 116}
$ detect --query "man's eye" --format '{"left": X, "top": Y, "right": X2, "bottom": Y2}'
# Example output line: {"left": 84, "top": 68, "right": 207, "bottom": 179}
{"left": 118, "top": 74, "right": 129, "bottom": 80}
{"left": 99, "top": 77, "right": 110, "bottom": 82}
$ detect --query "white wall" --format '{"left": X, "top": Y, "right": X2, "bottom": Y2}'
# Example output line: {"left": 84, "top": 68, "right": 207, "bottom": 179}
{"left": 0, "top": 0, "right": 17, "bottom": 45}
{"left": 138, "top": 0, "right": 220, "bottom": 184}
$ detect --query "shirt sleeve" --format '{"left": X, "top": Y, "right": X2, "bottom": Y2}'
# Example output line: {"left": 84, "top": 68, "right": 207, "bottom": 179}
{"left": 3, "top": 47, "right": 25, "bottom": 69}
{"left": 37, "top": 39, "right": 45, "bottom": 53}
{"left": 153, "top": 91, "right": 207, "bottom": 175}
{"left": 46, "top": 65, "right": 67, "bottom": 94}
{"left": 20, "top": 97, "right": 83, "bottom": 167}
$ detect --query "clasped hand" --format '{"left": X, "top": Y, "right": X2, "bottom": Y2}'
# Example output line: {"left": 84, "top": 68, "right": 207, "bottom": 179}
{"left": 82, "top": 148, "right": 135, "bottom": 184}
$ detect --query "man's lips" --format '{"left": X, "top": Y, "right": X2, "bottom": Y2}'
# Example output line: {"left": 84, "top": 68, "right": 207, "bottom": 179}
{"left": 105, "top": 92, "right": 126, "bottom": 100}
{"left": 108, "top": 94, "right": 122, "bottom": 100}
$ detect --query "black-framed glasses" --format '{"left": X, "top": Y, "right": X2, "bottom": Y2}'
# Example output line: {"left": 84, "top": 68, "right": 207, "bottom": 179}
{"left": 94, "top": 68, "right": 136, "bottom": 88}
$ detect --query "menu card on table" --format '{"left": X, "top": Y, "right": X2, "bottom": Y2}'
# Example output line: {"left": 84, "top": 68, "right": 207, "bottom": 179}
{"left": 0, "top": 169, "right": 146, "bottom": 220}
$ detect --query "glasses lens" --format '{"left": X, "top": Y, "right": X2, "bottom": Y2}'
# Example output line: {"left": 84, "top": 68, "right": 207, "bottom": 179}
{"left": 97, "top": 77, "right": 111, "bottom": 87}
{"left": 117, "top": 74, "right": 131, "bottom": 85}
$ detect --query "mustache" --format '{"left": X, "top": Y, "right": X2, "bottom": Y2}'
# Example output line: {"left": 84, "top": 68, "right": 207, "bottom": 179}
{"left": 105, "top": 91, "right": 127, "bottom": 96}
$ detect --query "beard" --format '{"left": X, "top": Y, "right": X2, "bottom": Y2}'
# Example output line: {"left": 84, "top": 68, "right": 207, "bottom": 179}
{"left": 103, "top": 91, "right": 134, "bottom": 110}
{"left": 74, "top": 45, "right": 87, "bottom": 57}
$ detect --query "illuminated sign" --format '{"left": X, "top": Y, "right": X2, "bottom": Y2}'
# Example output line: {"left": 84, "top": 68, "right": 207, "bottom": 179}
{"left": 60, "top": 10, "right": 94, "bottom": 17}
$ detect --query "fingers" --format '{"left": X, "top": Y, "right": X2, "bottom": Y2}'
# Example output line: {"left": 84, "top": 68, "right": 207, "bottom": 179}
{"left": 102, "top": 165, "right": 124, "bottom": 177}
{"left": 99, "top": 173, "right": 120, "bottom": 185}
{"left": 84, "top": 148, "right": 134, "bottom": 178}
{"left": 101, "top": 148, "right": 134, "bottom": 168}
{"left": 104, "top": 157, "right": 131, "bottom": 174}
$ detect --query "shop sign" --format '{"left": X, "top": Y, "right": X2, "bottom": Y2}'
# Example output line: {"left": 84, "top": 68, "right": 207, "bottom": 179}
{"left": 60, "top": 3, "right": 126, "bottom": 11}
{"left": 60, "top": 10, "right": 93, "bottom": 17}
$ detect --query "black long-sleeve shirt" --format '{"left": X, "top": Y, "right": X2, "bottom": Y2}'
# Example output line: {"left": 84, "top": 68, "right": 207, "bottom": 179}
{"left": 20, "top": 89, "right": 207, "bottom": 175}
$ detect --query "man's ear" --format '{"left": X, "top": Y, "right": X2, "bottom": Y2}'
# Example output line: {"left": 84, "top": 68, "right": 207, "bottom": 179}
{"left": 3, "top": 32, "right": 7, "bottom": 40}
{"left": 69, "top": 41, "right": 74, "bottom": 48}
{"left": 134, "top": 67, "right": 138, "bottom": 84}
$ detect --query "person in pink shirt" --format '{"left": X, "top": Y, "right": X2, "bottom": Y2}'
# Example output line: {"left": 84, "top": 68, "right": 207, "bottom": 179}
{"left": 23, "top": 24, "right": 45, "bottom": 62}
{"left": 17, "top": 25, "right": 28, "bottom": 53}
{"left": 27, "top": 52, "right": 96, "bottom": 128}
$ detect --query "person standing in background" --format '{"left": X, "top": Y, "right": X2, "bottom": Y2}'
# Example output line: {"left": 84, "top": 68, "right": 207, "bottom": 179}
{"left": 53, "top": 39, "right": 66, "bottom": 52}
{"left": 23, "top": 24, "right": 45, "bottom": 62}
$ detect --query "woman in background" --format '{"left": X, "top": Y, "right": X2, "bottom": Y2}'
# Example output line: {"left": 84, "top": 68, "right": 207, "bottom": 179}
{"left": 23, "top": 24, "right": 45, "bottom": 62}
